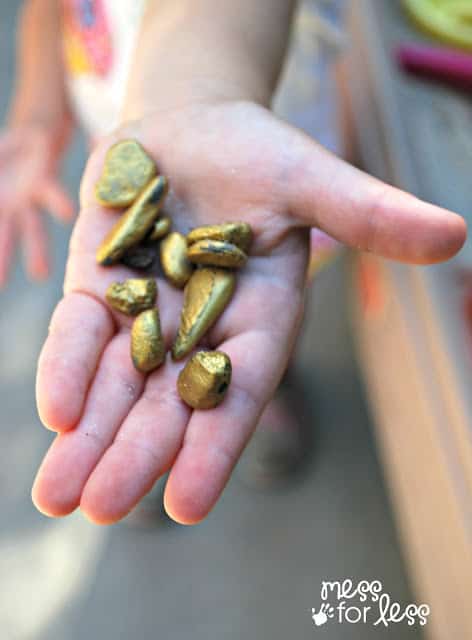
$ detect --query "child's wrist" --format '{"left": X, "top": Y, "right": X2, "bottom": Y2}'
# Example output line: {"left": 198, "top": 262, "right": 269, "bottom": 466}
{"left": 123, "top": 74, "right": 271, "bottom": 124}
{"left": 8, "top": 107, "right": 74, "bottom": 154}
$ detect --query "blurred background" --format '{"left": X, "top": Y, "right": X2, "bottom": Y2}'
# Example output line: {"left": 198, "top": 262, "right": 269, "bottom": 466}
{"left": 1, "top": 0, "right": 471, "bottom": 638}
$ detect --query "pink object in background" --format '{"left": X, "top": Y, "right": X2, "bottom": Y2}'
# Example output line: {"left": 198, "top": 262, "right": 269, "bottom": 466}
{"left": 396, "top": 43, "right": 472, "bottom": 90}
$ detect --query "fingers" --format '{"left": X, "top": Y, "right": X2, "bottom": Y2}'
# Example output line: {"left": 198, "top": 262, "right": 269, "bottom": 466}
{"left": 39, "top": 180, "right": 75, "bottom": 222}
{"left": 163, "top": 330, "right": 281, "bottom": 525}
{"left": 36, "top": 292, "right": 115, "bottom": 432}
{"left": 80, "top": 360, "right": 190, "bottom": 524}
{"left": 286, "top": 126, "right": 466, "bottom": 264}
{"left": 0, "top": 213, "right": 15, "bottom": 287}
{"left": 32, "top": 332, "right": 145, "bottom": 517}
{"left": 163, "top": 258, "right": 305, "bottom": 525}
{"left": 19, "top": 207, "right": 49, "bottom": 281}
{"left": 60, "top": 249, "right": 304, "bottom": 525}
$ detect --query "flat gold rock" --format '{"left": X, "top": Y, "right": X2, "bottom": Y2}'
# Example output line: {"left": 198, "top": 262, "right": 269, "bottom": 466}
{"left": 177, "top": 350, "right": 232, "bottom": 409}
{"left": 187, "top": 222, "right": 253, "bottom": 252}
{"left": 160, "top": 231, "right": 193, "bottom": 288}
{"left": 187, "top": 239, "right": 247, "bottom": 269}
{"left": 105, "top": 279, "right": 157, "bottom": 316}
{"left": 172, "top": 267, "right": 236, "bottom": 360}
{"left": 96, "top": 175, "right": 168, "bottom": 266}
{"left": 131, "top": 308, "right": 166, "bottom": 373}
{"left": 95, "top": 139, "right": 157, "bottom": 208}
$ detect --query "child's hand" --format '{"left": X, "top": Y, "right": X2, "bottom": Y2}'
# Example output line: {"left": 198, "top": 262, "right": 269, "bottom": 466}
{"left": 32, "top": 102, "right": 466, "bottom": 525}
{"left": 0, "top": 125, "right": 74, "bottom": 285}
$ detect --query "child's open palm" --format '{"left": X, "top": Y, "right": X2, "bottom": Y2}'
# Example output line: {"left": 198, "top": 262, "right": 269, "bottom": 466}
{"left": 32, "top": 101, "right": 466, "bottom": 524}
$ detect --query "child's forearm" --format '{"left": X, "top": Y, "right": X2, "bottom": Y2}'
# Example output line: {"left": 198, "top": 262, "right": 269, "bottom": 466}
{"left": 9, "top": 0, "right": 72, "bottom": 147}
{"left": 123, "top": 0, "right": 297, "bottom": 121}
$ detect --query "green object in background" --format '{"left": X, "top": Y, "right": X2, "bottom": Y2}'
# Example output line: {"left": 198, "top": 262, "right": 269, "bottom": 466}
{"left": 402, "top": 0, "right": 472, "bottom": 51}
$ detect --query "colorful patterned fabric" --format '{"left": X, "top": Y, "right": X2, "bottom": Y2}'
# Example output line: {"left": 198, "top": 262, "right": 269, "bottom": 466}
{"left": 61, "top": 0, "right": 147, "bottom": 137}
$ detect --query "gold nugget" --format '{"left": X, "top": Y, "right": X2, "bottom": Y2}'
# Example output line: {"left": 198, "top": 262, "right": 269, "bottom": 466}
{"left": 172, "top": 268, "right": 236, "bottom": 360}
{"left": 95, "top": 139, "right": 157, "bottom": 208}
{"left": 177, "top": 350, "right": 232, "bottom": 410}
{"left": 97, "top": 176, "right": 168, "bottom": 266}
{"left": 149, "top": 216, "right": 172, "bottom": 241}
{"left": 160, "top": 232, "right": 193, "bottom": 288}
{"left": 187, "top": 222, "right": 253, "bottom": 252}
{"left": 131, "top": 308, "right": 165, "bottom": 373}
{"left": 105, "top": 279, "right": 157, "bottom": 316}
{"left": 187, "top": 239, "right": 247, "bottom": 269}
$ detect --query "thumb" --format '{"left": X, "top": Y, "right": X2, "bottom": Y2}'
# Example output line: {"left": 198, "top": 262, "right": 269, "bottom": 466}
{"left": 285, "top": 128, "right": 466, "bottom": 265}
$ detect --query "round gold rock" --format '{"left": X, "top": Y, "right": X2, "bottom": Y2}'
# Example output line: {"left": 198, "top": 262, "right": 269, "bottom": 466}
{"left": 160, "top": 231, "right": 193, "bottom": 288}
{"left": 187, "top": 239, "right": 247, "bottom": 269}
{"left": 105, "top": 279, "right": 157, "bottom": 316}
{"left": 187, "top": 222, "right": 253, "bottom": 252}
{"left": 177, "top": 350, "right": 232, "bottom": 410}
{"left": 131, "top": 308, "right": 166, "bottom": 373}
{"left": 149, "top": 216, "right": 172, "bottom": 241}
{"left": 95, "top": 139, "right": 157, "bottom": 208}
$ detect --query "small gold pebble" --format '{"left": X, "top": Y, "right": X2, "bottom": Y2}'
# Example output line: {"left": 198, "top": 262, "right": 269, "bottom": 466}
{"left": 105, "top": 279, "right": 157, "bottom": 316}
{"left": 95, "top": 139, "right": 157, "bottom": 208}
{"left": 160, "top": 231, "right": 193, "bottom": 288}
{"left": 96, "top": 175, "right": 168, "bottom": 266}
{"left": 131, "top": 308, "right": 165, "bottom": 373}
{"left": 149, "top": 216, "right": 172, "bottom": 241}
{"left": 177, "top": 350, "right": 232, "bottom": 409}
{"left": 187, "top": 222, "right": 253, "bottom": 252}
{"left": 187, "top": 239, "right": 247, "bottom": 269}
{"left": 172, "top": 267, "right": 236, "bottom": 360}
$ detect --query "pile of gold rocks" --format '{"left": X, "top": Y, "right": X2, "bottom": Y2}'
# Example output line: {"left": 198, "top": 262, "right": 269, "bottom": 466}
{"left": 95, "top": 140, "right": 252, "bottom": 410}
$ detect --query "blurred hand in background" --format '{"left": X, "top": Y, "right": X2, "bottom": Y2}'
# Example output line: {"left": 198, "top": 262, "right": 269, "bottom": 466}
{"left": 0, "top": 124, "right": 74, "bottom": 285}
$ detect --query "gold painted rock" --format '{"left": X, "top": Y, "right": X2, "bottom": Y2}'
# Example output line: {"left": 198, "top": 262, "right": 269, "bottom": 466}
{"left": 95, "top": 139, "right": 157, "bottom": 208}
{"left": 96, "top": 176, "right": 168, "bottom": 266}
{"left": 187, "top": 222, "right": 253, "bottom": 252}
{"left": 160, "top": 231, "right": 193, "bottom": 288}
{"left": 172, "top": 268, "right": 236, "bottom": 360}
{"left": 187, "top": 239, "right": 247, "bottom": 269}
{"left": 177, "top": 350, "right": 232, "bottom": 410}
{"left": 131, "top": 308, "right": 165, "bottom": 373}
{"left": 105, "top": 279, "right": 157, "bottom": 316}
{"left": 149, "top": 216, "right": 172, "bottom": 241}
